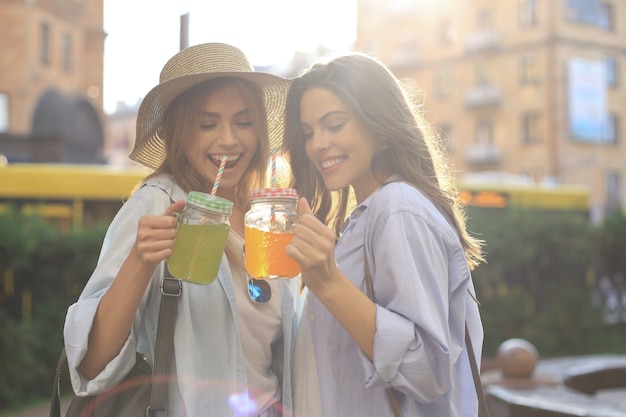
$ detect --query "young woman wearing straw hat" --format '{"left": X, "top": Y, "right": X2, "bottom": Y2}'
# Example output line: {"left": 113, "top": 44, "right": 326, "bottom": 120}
{"left": 63, "top": 43, "right": 297, "bottom": 417}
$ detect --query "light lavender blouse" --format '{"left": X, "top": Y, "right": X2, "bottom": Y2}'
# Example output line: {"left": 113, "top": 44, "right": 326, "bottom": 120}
{"left": 306, "top": 181, "right": 484, "bottom": 417}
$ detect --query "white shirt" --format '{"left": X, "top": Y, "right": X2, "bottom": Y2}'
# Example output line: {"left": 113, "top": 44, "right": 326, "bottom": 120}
{"left": 63, "top": 175, "right": 299, "bottom": 417}
{"left": 228, "top": 231, "right": 283, "bottom": 413}
{"left": 305, "top": 181, "right": 484, "bottom": 417}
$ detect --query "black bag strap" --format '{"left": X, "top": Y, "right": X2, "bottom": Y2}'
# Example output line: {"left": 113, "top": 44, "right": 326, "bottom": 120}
{"left": 363, "top": 235, "right": 490, "bottom": 417}
{"left": 49, "top": 266, "right": 181, "bottom": 417}
{"left": 465, "top": 322, "right": 491, "bottom": 417}
{"left": 50, "top": 348, "right": 68, "bottom": 417}
{"left": 148, "top": 268, "right": 181, "bottom": 417}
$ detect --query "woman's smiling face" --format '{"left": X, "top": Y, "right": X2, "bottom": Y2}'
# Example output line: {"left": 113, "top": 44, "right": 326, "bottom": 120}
{"left": 185, "top": 81, "right": 258, "bottom": 197}
{"left": 299, "top": 87, "right": 382, "bottom": 203}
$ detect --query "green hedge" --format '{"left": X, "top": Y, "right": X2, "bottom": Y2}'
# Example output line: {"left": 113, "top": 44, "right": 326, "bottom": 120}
{"left": 0, "top": 208, "right": 625, "bottom": 410}
{"left": 468, "top": 207, "right": 626, "bottom": 357}
{"left": 0, "top": 210, "right": 106, "bottom": 410}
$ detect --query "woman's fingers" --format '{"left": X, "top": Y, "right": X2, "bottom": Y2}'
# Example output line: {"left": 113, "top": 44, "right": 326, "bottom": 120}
{"left": 287, "top": 198, "right": 338, "bottom": 286}
{"left": 164, "top": 199, "right": 185, "bottom": 217}
{"left": 134, "top": 202, "right": 183, "bottom": 264}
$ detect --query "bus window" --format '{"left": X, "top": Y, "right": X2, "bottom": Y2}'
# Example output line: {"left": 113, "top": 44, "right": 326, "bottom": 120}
{"left": 459, "top": 181, "right": 590, "bottom": 214}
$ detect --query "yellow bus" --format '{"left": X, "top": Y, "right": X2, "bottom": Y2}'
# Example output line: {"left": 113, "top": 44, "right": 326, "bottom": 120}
{"left": 458, "top": 181, "right": 590, "bottom": 213}
{"left": 0, "top": 163, "right": 592, "bottom": 230}
{"left": 0, "top": 163, "right": 150, "bottom": 230}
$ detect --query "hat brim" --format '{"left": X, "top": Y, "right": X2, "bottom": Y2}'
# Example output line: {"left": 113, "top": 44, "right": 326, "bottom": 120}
{"left": 130, "top": 71, "right": 291, "bottom": 170}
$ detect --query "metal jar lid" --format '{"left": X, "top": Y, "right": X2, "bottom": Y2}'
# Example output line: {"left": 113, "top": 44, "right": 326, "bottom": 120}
{"left": 250, "top": 187, "right": 298, "bottom": 201}
{"left": 186, "top": 191, "right": 233, "bottom": 215}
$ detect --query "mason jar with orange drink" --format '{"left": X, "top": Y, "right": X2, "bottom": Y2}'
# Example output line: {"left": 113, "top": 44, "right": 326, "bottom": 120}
{"left": 244, "top": 188, "right": 300, "bottom": 280}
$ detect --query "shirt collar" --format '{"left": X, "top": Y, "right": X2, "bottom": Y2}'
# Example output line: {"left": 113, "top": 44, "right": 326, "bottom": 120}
{"left": 355, "top": 175, "right": 401, "bottom": 212}
{"left": 341, "top": 176, "right": 403, "bottom": 234}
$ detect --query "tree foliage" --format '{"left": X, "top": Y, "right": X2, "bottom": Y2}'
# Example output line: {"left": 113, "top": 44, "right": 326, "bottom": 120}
{"left": 467, "top": 207, "right": 625, "bottom": 357}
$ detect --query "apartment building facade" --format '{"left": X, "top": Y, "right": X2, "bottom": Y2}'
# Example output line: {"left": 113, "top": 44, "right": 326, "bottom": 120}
{"left": 0, "top": 0, "right": 105, "bottom": 158}
{"left": 355, "top": 0, "right": 625, "bottom": 222}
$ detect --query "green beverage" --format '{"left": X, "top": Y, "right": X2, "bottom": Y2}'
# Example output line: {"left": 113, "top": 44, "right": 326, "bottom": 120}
{"left": 167, "top": 223, "right": 229, "bottom": 285}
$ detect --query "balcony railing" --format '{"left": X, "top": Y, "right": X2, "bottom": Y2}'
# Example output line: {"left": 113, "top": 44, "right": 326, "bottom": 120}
{"left": 465, "top": 143, "right": 501, "bottom": 165}
{"left": 388, "top": 46, "right": 420, "bottom": 69}
{"left": 464, "top": 85, "right": 502, "bottom": 108}
{"left": 465, "top": 29, "right": 500, "bottom": 52}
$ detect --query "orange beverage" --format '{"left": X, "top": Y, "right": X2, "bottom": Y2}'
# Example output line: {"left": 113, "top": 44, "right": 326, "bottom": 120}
{"left": 244, "top": 226, "right": 300, "bottom": 279}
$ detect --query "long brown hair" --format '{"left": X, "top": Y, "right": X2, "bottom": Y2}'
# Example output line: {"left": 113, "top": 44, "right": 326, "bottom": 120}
{"left": 147, "top": 77, "right": 270, "bottom": 208}
{"left": 283, "top": 53, "right": 484, "bottom": 269}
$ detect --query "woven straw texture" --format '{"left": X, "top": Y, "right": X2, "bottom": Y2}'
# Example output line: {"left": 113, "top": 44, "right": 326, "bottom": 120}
{"left": 130, "top": 43, "right": 291, "bottom": 170}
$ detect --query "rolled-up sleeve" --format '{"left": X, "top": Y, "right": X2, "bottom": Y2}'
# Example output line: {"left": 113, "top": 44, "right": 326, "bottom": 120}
{"left": 359, "top": 202, "right": 461, "bottom": 402}
{"left": 65, "top": 298, "right": 139, "bottom": 395}
{"left": 63, "top": 184, "right": 169, "bottom": 396}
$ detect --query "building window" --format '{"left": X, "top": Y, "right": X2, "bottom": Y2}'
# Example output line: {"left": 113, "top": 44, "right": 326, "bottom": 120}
{"left": 598, "top": 2, "right": 614, "bottom": 30}
{"left": 520, "top": 52, "right": 540, "bottom": 83}
{"left": 520, "top": 0, "right": 538, "bottom": 27}
{"left": 522, "top": 112, "right": 542, "bottom": 144}
{"left": 62, "top": 34, "right": 72, "bottom": 72}
{"left": 476, "top": 62, "right": 490, "bottom": 86}
{"left": 605, "top": 55, "right": 618, "bottom": 87}
{"left": 0, "top": 92, "right": 9, "bottom": 132}
{"left": 440, "top": 19, "right": 454, "bottom": 45}
{"left": 605, "top": 170, "right": 622, "bottom": 210}
{"left": 476, "top": 120, "right": 494, "bottom": 145}
{"left": 565, "top": 0, "right": 613, "bottom": 29}
{"left": 606, "top": 113, "right": 619, "bottom": 144}
{"left": 435, "top": 68, "right": 454, "bottom": 99}
{"left": 565, "top": 0, "right": 599, "bottom": 24}
{"left": 477, "top": 9, "right": 493, "bottom": 29}
{"left": 40, "top": 22, "right": 50, "bottom": 65}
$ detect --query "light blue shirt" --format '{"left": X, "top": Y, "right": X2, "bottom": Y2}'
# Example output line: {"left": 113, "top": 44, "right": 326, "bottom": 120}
{"left": 63, "top": 175, "right": 298, "bottom": 417}
{"left": 307, "top": 181, "right": 484, "bottom": 417}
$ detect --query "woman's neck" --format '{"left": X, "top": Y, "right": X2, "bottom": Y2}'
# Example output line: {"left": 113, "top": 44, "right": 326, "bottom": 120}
{"left": 216, "top": 187, "right": 236, "bottom": 204}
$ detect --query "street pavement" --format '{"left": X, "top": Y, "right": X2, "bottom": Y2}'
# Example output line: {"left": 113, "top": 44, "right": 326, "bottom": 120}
{"left": 4, "top": 354, "right": 626, "bottom": 417}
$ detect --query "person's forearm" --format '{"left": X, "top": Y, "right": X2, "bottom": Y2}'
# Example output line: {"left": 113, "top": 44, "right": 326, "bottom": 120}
{"left": 309, "top": 274, "right": 377, "bottom": 360}
{"left": 78, "top": 250, "right": 155, "bottom": 379}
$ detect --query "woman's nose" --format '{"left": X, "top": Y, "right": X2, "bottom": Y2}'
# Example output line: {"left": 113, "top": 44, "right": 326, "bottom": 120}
{"left": 216, "top": 124, "right": 237, "bottom": 145}
{"left": 308, "top": 131, "right": 329, "bottom": 153}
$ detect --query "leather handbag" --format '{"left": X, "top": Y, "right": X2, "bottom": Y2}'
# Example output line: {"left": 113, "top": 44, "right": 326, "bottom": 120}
{"left": 363, "top": 241, "right": 490, "bottom": 417}
{"left": 49, "top": 272, "right": 181, "bottom": 417}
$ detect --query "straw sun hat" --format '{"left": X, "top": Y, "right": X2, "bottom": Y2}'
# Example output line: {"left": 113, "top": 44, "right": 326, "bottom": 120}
{"left": 130, "top": 43, "right": 291, "bottom": 170}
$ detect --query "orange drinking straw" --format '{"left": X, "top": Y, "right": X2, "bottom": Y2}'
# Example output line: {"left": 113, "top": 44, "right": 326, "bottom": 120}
{"left": 211, "top": 155, "right": 228, "bottom": 196}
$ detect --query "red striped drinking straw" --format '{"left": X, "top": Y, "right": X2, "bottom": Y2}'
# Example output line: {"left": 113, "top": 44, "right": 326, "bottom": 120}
{"left": 211, "top": 155, "right": 228, "bottom": 196}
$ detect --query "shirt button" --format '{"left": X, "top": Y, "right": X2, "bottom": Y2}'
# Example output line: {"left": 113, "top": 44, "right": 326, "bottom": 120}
{"left": 310, "top": 313, "right": 315, "bottom": 321}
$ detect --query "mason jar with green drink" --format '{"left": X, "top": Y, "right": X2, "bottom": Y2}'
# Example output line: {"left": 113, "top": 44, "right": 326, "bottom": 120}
{"left": 167, "top": 191, "right": 233, "bottom": 285}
